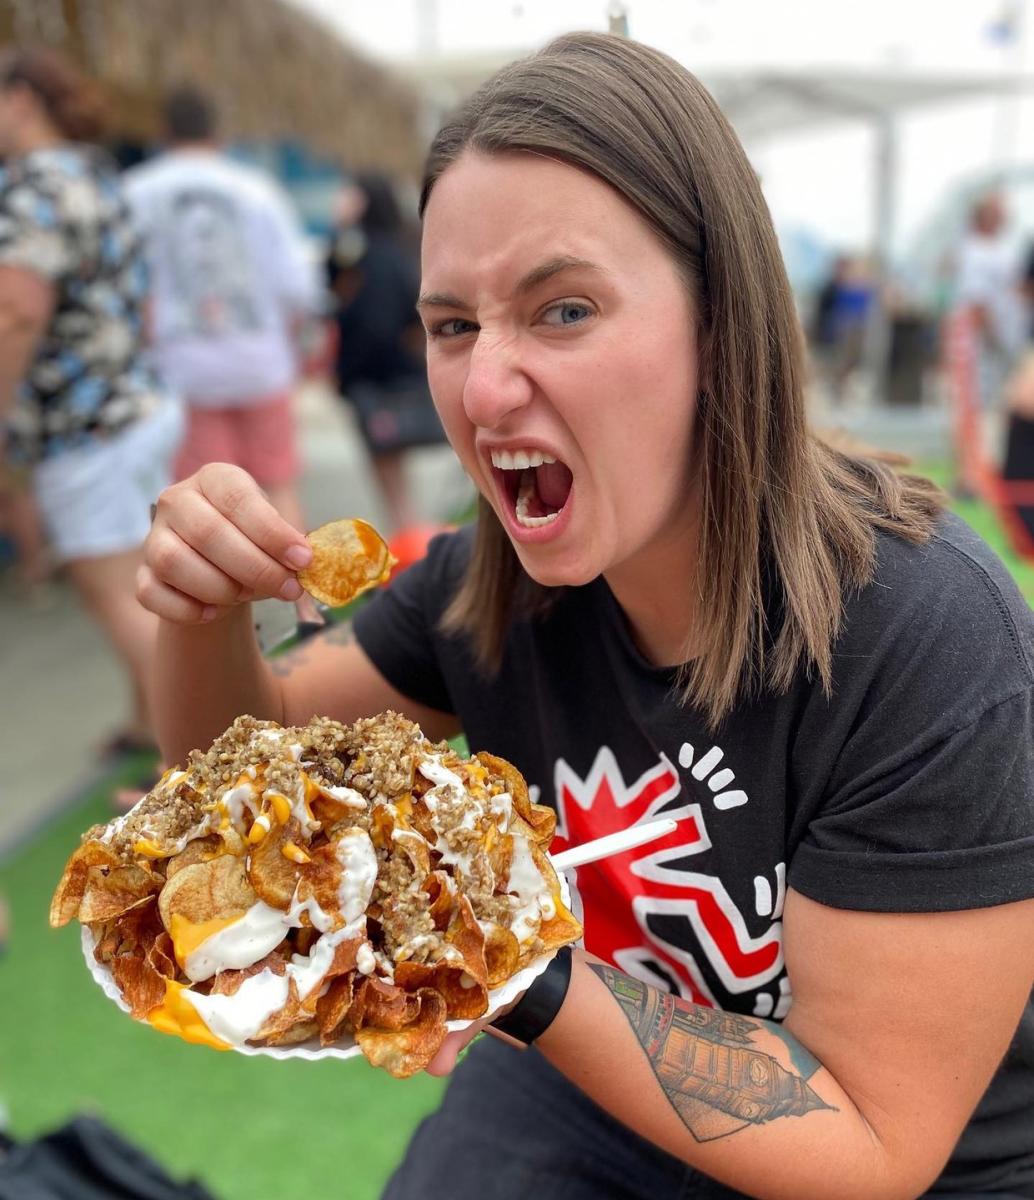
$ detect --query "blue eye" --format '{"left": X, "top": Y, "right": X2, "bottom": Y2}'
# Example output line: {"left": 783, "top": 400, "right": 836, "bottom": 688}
{"left": 430, "top": 318, "right": 478, "bottom": 339}
{"left": 541, "top": 301, "right": 594, "bottom": 327}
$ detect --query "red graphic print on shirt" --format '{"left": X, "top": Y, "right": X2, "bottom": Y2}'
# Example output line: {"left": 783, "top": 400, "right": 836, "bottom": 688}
{"left": 550, "top": 747, "right": 784, "bottom": 1010}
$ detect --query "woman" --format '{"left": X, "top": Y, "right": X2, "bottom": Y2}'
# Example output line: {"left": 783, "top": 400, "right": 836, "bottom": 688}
{"left": 139, "top": 34, "right": 1034, "bottom": 1200}
{"left": 0, "top": 46, "right": 181, "bottom": 753}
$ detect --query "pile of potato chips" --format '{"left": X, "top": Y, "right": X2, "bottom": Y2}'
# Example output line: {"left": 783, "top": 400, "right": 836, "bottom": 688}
{"left": 51, "top": 713, "right": 581, "bottom": 1077}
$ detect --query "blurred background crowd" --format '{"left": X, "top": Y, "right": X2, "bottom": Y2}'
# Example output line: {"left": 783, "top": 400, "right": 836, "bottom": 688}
{"left": 1, "top": 2, "right": 1033, "bottom": 1198}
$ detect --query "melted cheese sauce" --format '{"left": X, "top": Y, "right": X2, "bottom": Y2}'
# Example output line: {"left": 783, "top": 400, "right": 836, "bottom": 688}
{"left": 148, "top": 979, "right": 232, "bottom": 1051}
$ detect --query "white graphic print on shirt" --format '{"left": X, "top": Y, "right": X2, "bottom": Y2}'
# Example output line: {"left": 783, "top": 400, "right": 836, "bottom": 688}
{"left": 550, "top": 744, "right": 789, "bottom": 1020}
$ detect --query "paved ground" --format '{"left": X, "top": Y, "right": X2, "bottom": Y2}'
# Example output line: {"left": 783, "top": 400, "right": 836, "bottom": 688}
{"left": 0, "top": 379, "right": 952, "bottom": 859}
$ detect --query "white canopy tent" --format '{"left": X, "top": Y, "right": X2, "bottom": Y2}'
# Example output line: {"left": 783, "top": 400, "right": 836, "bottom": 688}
{"left": 701, "top": 67, "right": 1034, "bottom": 392}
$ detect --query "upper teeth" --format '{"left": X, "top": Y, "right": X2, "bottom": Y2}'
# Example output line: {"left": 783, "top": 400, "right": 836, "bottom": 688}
{"left": 490, "top": 449, "right": 557, "bottom": 470}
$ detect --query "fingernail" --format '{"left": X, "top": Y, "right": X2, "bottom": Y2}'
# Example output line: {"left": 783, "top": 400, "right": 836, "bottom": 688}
{"left": 280, "top": 578, "right": 302, "bottom": 601}
{"left": 201, "top": 605, "right": 218, "bottom": 622}
{"left": 284, "top": 544, "right": 312, "bottom": 569}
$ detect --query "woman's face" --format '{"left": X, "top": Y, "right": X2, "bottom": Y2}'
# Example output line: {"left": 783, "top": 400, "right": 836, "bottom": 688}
{"left": 420, "top": 151, "right": 700, "bottom": 588}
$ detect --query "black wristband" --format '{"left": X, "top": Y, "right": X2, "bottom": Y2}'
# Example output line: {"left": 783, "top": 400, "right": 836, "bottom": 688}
{"left": 490, "top": 944, "right": 573, "bottom": 1046}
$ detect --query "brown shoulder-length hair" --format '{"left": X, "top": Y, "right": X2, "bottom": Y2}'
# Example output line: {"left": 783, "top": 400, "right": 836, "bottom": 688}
{"left": 0, "top": 46, "right": 107, "bottom": 143}
{"left": 421, "top": 31, "right": 943, "bottom": 728}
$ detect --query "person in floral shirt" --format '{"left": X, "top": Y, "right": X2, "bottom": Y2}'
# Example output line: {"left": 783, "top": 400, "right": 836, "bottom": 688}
{"left": 0, "top": 46, "right": 181, "bottom": 755}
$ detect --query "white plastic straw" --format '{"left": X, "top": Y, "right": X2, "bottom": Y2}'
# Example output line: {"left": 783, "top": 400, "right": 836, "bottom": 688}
{"left": 550, "top": 817, "right": 678, "bottom": 871}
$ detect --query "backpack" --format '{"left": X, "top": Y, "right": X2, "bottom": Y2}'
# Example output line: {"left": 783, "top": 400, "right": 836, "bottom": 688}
{"left": 0, "top": 1116, "right": 216, "bottom": 1199}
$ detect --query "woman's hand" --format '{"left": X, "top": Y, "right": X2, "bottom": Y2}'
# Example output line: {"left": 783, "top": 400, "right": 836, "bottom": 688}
{"left": 136, "top": 463, "right": 313, "bottom": 624}
{"left": 424, "top": 1018, "right": 490, "bottom": 1076}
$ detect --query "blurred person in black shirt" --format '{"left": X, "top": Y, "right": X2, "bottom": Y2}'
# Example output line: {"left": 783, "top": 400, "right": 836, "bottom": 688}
{"left": 326, "top": 173, "right": 443, "bottom": 531}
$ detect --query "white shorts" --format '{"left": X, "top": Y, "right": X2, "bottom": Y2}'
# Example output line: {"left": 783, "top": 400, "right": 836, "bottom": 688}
{"left": 33, "top": 399, "right": 184, "bottom": 563}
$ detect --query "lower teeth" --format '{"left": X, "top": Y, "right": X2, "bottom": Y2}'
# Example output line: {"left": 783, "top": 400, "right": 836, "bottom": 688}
{"left": 515, "top": 471, "right": 560, "bottom": 528}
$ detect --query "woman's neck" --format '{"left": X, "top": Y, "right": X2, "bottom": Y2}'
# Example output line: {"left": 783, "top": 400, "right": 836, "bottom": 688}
{"left": 604, "top": 519, "right": 701, "bottom": 669}
{"left": 13, "top": 116, "right": 64, "bottom": 156}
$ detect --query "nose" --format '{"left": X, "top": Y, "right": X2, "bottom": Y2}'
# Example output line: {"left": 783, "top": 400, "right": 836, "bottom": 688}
{"left": 461, "top": 331, "right": 534, "bottom": 430}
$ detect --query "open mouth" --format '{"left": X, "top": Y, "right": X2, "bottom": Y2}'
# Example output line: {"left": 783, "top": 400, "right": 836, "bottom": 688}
{"left": 490, "top": 449, "right": 574, "bottom": 528}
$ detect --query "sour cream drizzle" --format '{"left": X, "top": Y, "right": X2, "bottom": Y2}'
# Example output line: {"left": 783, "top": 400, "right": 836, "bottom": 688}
{"left": 172, "top": 826, "right": 379, "bottom": 1045}
{"left": 182, "top": 900, "right": 288, "bottom": 983}
{"left": 506, "top": 834, "right": 555, "bottom": 944}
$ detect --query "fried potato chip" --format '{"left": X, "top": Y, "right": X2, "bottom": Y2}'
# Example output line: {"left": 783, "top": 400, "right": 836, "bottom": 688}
{"left": 315, "top": 973, "right": 356, "bottom": 1044}
{"left": 487, "top": 832, "right": 513, "bottom": 891}
{"left": 111, "top": 952, "right": 168, "bottom": 1020}
{"left": 297, "top": 518, "right": 395, "bottom": 608}
{"left": 166, "top": 836, "right": 222, "bottom": 880}
{"left": 50, "top": 840, "right": 120, "bottom": 927}
{"left": 158, "top": 854, "right": 256, "bottom": 933}
{"left": 252, "top": 977, "right": 307, "bottom": 1045}
{"left": 79, "top": 864, "right": 161, "bottom": 925}
{"left": 148, "top": 931, "right": 177, "bottom": 981}
{"left": 209, "top": 951, "right": 287, "bottom": 997}
{"left": 482, "top": 922, "right": 521, "bottom": 989}
{"left": 395, "top": 894, "right": 491, "bottom": 1019}
{"left": 350, "top": 976, "right": 420, "bottom": 1031}
{"left": 355, "top": 987, "right": 448, "bottom": 1079}
{"left": 476, "top": 752, "right": 556, "bottom": 845}
{"left": 92, "top": 895, "right": 165, "bottom": 965}
{"left": 247, "top": 818, "right": 304, "bottom": 911}
{"left": 423, "top": 871, "right": 454, "bottom": 932}
{"left": 394, "top": 959, "right": 488, "bottom": 1021}
{"left": 392, "top": 827, "right": 431, "bottom": 878}
{"left": 264, "top": 1018, "right": 320, "bottom": 1047}
{"left": 368, "top": 801, "right": 398, "bottom": 851}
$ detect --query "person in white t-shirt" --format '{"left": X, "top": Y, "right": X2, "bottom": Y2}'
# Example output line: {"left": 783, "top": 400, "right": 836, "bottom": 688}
{"left": 125, "top": 87, "right": 320, "bottom": 607}
{"left": 954, "top": 192, "right": 1027, "bottom": 409}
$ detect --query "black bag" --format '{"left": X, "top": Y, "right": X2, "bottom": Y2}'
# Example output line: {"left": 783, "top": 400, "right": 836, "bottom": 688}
{"left": 349, "top": 379, "right": 446, "bottom": 454}
{"left": 0, "top": 1116, "right": 216, "bottom": 1199}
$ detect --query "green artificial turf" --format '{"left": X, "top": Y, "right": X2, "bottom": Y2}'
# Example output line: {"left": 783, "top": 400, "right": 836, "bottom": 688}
{"left": 0, "top": 761, "right": 444, "bottom": 1200}
{"left": 0, "top": 467, "right": 1029, "bottom": 1198}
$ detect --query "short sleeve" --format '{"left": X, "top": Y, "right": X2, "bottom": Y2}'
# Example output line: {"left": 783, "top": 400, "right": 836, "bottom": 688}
{"left": 789, "top": 687, "right": 1034, "bottom": 911}
{"left": 786, "top": 516, "right": 1034, "bottom": 914}
{"left": 352, "top": 528, "right": 472, "bottom": 714}
{"left": 0, "top": 171, "right": 71, "bottom": 280}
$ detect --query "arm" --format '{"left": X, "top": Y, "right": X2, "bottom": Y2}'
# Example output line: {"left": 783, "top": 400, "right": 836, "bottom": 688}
{"left": 0, "top": 265, "right": 54, "bottom": 417}
{"left": 540, "top": 892, "right": 1034, "bottom": 1200}
{"left": 141, "top": 463, "right": 458, "bottom": 764}
{"left": 444, "top": 889, "right": 1033, "bottom": 1200}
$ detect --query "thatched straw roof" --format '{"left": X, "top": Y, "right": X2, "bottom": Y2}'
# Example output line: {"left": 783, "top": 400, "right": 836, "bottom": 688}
{"left": 0, "top": 0, "right": 424, "bottom": 175}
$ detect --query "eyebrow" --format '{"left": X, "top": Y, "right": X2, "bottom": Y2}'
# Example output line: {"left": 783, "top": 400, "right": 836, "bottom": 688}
{"left": 416, "top": 255, "right": 604, "bottom": 311}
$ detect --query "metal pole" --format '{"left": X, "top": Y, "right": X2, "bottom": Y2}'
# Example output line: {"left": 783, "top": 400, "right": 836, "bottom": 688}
{"left": 865, "top": 112, "right": 898, "bottom": 405}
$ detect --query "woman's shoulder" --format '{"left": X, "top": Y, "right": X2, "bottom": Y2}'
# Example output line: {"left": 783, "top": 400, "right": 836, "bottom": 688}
{"left": 4, "top": 147, "right": 115, "bottom": 219}
{"left": 840, "top": 511, "right": 1033, "bottom": 692}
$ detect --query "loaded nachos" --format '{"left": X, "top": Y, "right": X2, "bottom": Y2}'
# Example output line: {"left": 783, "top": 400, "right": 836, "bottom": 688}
{"left": 50, "top": 712, "right": 581, "bottom": 1077}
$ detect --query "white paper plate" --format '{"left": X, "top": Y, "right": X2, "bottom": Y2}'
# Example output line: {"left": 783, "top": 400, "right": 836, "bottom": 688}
{"left": 81, "top": 868, "right": 574, "bottom": 1062}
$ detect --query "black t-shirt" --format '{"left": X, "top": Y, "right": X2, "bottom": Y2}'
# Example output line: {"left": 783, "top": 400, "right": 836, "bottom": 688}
{"left": 354, "top": 512, "right": 1034, "bottom": 1195}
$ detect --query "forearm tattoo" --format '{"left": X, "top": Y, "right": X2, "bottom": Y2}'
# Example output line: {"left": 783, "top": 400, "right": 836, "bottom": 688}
{"left": 267, "top": 620, "right": 355, "bottom": 677}
{"left": 588, "top": 963, "right": 836, "bottom": 1143}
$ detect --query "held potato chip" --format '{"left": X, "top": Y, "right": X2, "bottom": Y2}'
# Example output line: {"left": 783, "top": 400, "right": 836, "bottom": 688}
{"left": 53, "top": 712, "right": 582, "bottom": 1078}
{"left": 296, "top": 518, "right": 395, "bottom": 608}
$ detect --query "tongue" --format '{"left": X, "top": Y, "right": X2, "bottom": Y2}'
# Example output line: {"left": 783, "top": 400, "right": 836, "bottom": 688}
{"left": 534, "top": 462, "right": 573, "bottom": 511}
